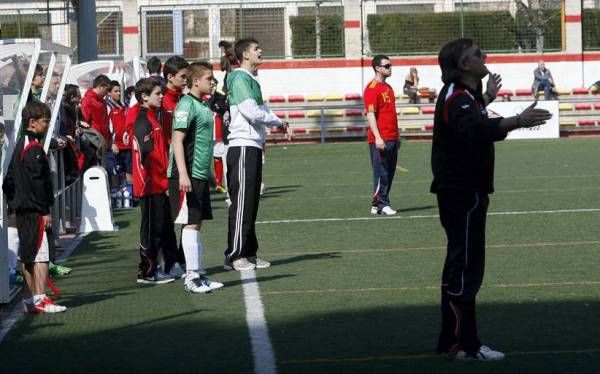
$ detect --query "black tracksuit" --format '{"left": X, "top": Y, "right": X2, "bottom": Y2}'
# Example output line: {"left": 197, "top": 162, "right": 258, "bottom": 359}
{"left": 431, "top": 82, "right": 508, "bottom": 355}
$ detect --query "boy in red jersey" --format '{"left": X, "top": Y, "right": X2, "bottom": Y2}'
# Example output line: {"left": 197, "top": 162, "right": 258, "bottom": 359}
{"left": 363, "top": 55, "right": 399, "bottom": 216}
{"left": 162, "top": 56, "right": 190, "bottom": 145}
{"left": 106, "top": 80, "right": 131, "bottom": 185}
{"left": 131, "top": 78, "right": 177, "bottom": 284}
{"left": 81, "top": 75, "right": 112, "bottom": 154}
{"left": 3, "top": 101, "right": 67, "bottom": 313}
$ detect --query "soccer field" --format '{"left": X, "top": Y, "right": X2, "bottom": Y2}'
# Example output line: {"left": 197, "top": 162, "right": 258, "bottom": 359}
{"left": 2, "top": 138, "right": 600, "bottom": 373}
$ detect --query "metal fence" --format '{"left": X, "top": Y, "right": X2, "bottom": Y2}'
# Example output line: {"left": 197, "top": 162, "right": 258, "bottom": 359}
{"left": 139, "top": 0, "right": 345, "bottom": 60}
{"left": 362, "top": 0, "right": 563, "bottom": 56}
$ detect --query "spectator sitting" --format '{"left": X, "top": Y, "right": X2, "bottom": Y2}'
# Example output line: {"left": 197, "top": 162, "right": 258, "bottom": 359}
{"left": 403, "top": 67, "right": 420, "bottom": 104}
{"left": 531, "top": 61, "right": 557, "bottom": 100}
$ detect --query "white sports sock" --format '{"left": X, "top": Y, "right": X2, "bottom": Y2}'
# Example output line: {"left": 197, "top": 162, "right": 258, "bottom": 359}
{"left": 182, "top": 228, "right": 199, "bottom": 273}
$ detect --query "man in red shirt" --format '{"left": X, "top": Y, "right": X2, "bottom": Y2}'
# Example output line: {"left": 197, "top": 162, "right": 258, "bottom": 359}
{"left": 363, "top": 54, "right": 400, "bottom": 215}
{"left": 106, "top": 80, "right": 131, "bottom": 186}
{"left": 81, "top": 74, "right": 111, "bottom": 162}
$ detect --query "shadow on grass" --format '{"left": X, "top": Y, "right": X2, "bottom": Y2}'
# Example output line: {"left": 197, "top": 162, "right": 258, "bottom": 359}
{"left": 397, "top": 205, "right": 436, "bottom": 214}
{"left": 2, "top": 301, "right": 599, "bottom": 373}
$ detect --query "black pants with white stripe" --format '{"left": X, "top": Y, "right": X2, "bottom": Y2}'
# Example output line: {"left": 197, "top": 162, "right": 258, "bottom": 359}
{"left": 225, "top": 146, "right": 262, "bottom": 261}
{"left": 435, "top": 190, "right": 489, "bottom": 355}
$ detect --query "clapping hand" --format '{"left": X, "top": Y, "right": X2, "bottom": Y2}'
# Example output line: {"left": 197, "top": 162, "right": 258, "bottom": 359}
{"left": 486, "top": 72, "right": 502, "bottom": 100}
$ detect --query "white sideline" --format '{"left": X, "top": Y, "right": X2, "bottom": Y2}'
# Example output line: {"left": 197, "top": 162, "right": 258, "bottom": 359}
{"left": 240, "top": 269, "right": 277, "bottom": 374}
{"left": 256, "top": 208, "right": 600, "bottom": 225}
{"left": 0, "top": 233, "right": 87, "bottom": 344}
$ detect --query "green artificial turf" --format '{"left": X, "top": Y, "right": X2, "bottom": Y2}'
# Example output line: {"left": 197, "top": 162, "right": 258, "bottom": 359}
{"left": 1, "top": 138, "right": 600, "bottom": 373}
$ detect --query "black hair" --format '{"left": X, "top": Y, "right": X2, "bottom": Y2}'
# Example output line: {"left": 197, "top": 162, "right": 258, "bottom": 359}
{"left": 163, "top": 56, "right": 189, "bottom": 80}
{"left": 438, "top": 38, "right": 474, "bottom": 84}
{"left": 371, "top": 55, "right": 389, "bottom": 71}
{"left": 218, "top": 40, "right": 232, "bottom": 49}
{"left": 63, "top": 84, "right": 80, "bottom": 102}
{"left": 134, "top": 78, "right": 162, "bottom": 104}
{"left": 147, "top": 56, "right": 162, "bottom": 75}
{"left": 187, "top": 61, "right": 213, "bottom": 89}
{"left": 234, "top": 37, "right": 260, "bottom": 63}
{"left": 22, "top": 99, "right": 51, "bottom": 125}
{"left": 92, "top": 74, "right": 111, "bottom": 88}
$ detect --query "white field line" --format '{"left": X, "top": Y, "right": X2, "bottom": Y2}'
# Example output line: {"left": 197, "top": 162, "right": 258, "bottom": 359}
{"left": 256, "top": 208, "right": 600, "bottom": 225}
{"left": 0, "top": 232, "right": 87, "bottom": 344}
{"left": 240, "top": 269, "right": 277, "bottom": 374}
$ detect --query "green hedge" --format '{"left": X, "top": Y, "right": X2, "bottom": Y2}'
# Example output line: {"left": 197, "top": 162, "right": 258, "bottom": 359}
{"left": 583, "top": 9, "right": 600, "bottom": 50}
{"left": 368, "top": 10, "right": 561, "bottom": 55}
{"left": 0, "top": 22, "right": 41, "bottom": 39}
{"left": 289, "top": 14, "right": 344, "bottom": 58}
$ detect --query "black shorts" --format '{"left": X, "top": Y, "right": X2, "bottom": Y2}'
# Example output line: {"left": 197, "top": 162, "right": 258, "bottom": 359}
{"left": 169, "top": 178, "right": 213, "bottom": 225}
{"left": 16, "top": 211, "right": 55, "bottom": 264}
{"left": 114, "top": 149, "right": 132, "bottom": 174}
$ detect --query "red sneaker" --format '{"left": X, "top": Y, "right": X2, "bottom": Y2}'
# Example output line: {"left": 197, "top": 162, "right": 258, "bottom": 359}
{"left": 32, "top": 296, "right": 67, "bottom": 314}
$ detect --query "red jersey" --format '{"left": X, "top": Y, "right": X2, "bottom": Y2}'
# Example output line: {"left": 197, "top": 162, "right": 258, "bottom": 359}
{"left": 107, "top": 99, "right": 129, "bottom": 150}
{"left": 363, "top": 79, "right": 398, "bottom": 143}
{"left": 162, "top": 87, "right": 183, "bottom": 144}
{"left": 81, "top": 89, "right": 111, "bottom": 146}
{"left": 131, "top": 107, "right": 169, "bottom": 197}
{"left": 214, "top": 114, "right": 223, "bottom": 142}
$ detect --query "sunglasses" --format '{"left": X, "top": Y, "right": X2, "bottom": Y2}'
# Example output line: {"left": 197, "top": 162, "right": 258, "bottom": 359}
{"left": 380, "top": 64, "right": 392, "bottom": 69}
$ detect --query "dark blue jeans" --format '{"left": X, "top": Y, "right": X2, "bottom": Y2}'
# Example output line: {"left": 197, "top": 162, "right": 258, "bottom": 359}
{"left": 369, "top": 140, "right": 399, "bottom": 209}
{"left": 537, "top": 81, "right": 555, "bottom": 100}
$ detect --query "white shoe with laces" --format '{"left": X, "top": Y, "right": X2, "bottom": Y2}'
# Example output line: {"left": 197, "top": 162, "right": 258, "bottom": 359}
{"left": 455, "top": 345, "right": 505, "bottom": 361}
{"left": 184, "top": 273, "right": 211, "bottom": 294}
{"left": 370, "top": 206, "right": 378, "bottom": 215}
{"left": 380, "top": 206, "right": 397, "bottom": 215}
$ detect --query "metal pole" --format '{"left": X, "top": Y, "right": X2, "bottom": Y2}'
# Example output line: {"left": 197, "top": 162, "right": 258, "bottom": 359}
{"left": 76, "top": 1, "right": 98, "bottom": 62}
{"left": 459, "top": 0, "right": 464, "bottom": 37}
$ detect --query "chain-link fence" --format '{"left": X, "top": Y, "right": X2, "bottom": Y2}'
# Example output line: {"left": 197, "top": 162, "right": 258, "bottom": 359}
{"left": 139, "top": 0, "right": 344, "bottom": 60}
{"left": 363, "top": 0, "right": 563, "bottom": 56}
{"left": 69, "top": 6, "right": 123, "bottom": 62}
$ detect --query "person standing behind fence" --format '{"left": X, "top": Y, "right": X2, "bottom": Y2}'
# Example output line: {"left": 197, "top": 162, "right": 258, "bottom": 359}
{"left": 106, "top": 80, "right": 131, "bottom": 188}
{"left": 432, "top": 38, "right": 552, "bottom": 361}
{"left": 223, "top": 37, "right": 290, "bottom": 271}
{"left": 131, "top": 78, "right": 177, "bottom": 285}
{"left": 3, "top": 100, "right": 67, "bottom": 313}
{"left": 81, "top": 74, "right": 112, "bottom": 160}
{"left": 168, "top": 61, "right": 224, "bottom": 293}
{"left": 364, "top": 54, "right": 399, "bottom": 216}
{"left": 147, "top": 56, "right": 166, "bottom": 87}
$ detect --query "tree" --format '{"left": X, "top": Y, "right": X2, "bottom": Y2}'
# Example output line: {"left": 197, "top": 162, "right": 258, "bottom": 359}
{"left": 514, "top": 0, "right": 556, "bottom": 53}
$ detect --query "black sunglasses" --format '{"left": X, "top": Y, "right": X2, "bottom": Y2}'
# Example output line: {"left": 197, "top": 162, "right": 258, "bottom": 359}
{"left": 380, "top": 64, "right": 392, "bottom": 69}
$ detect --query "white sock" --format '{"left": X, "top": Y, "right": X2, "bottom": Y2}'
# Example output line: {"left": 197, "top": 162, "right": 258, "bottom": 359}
{"left": 182, "top": 228, "right": 199, "bottom": 273}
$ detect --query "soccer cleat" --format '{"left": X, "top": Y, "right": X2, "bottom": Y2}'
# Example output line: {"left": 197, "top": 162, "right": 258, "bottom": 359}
{"left": 137, "top": 268, "right": 176, "bottom": 284}
{"left": 380, "top": 206, "right": 397, "bottom": 215}
{"left": 167, "top": 263, "right": 186, "bottom": 279}
{"left": 454, "top": 345, "right": 505, "bottom": 361}
{"left": 215, "top": 185, "right": 227, "bottom": 193}
{"left": 25, "top": 296, "right": 67, "bottom": 314}
{"left": 224, "top": 257, "right": 256, "bottom": 271}
{"left": 248, "top": 256, "right": 271, "bottom": 269}
{"left": 184, "top": 273, "right": 212, "bottom": 293}
{"left": 201, "top": 277, "right": 224, "bottom": 290}
{"left": 225, "top": 198, "right": 232, "bottom": 207}
{"left": 370, "top": 206, "right": 378, "bottom": 215}
{"left": 49, "top": 262, "right": 72, "bottom": 277}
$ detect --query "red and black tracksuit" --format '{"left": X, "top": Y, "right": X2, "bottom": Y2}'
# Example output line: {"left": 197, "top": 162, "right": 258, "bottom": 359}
{"left": 81, "top": 89, "right": 111, "bottom": 147}
{"left": 431, "top": 81, "right": 508, "bottom": 356}
{"left": 132, "top": 107, "right": 178, "bottom": 278}
{"left": 2, "top": 132, "right": 55, "bottom": 263}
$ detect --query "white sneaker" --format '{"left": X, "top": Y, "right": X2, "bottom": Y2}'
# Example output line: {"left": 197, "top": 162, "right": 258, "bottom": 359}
{"left": 224, "top": 257, "right": 256, "bottom": 271}
{"left": 225, "top": 198, "right": 232, "bottom": 207}
{"left": 455, "top": 345, "right": 505, "bottom": 361}
{"left": 248, "top": 256, "right": 271, "bottom": 269}
{"left": 380, "top": 206, "right": 397, "bottom": 215}
{"left": 260, "top": 183, "right": 265, "bottom": 195}
{"left": 168, "top": 263, "right": 186, "bottom": 279}
{"left": 202, "top": 277, "right": 224, "bottom": 290}
{"left": 184, "top": 273, "right": 211, "bottom": 294}
{"left": 370, "top": 206, "right": 378, "bottom": 215}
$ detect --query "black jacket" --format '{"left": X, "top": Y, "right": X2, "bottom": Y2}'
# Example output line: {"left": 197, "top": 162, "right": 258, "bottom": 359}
{"left": 3, "top": 131, "right": 54, "bottom": 214}
{"left": 431, "top": 82, "right": 507, "bottom": 194}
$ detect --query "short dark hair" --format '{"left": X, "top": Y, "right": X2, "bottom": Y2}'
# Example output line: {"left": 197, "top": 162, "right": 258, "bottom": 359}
{"left": 63, "top": 84, "right": 80, "bottom": 102}
{"left": 22, "top": 99, "right": 51, "bottom": 126}
{"left": 438, "top": 38, "right": 474, "bottom": 84}
{"left": 234, "top": 37, "right": 260, "bottom": 63}
{"left": 147, "top": 56, "right": 162, "bottom": 74}
{"left": 92, "top": 74, "right": 111, "bottom": 88}
{"left": 109, "top": 80, "right": 121, "bottom": 90}
{"left": 124, "top": 86, "right": 135, "bottom": 99}
{"left": 187, "top": 61, "right": 213, "bottom": 89}
{"left": 218, "top": 40, "right": 232, "bottom": 49}
{"left": 33, "top": 64, "right": 44, "bottom": 77}
{"left": 163, "top": 56, "right": 189, "bottom": 80}
{"left": 134, "top": 78, "right": 162, "bottom": 104}
{"left": 371, "top": 55, "right": 389, "bottom": 71}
